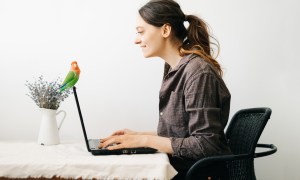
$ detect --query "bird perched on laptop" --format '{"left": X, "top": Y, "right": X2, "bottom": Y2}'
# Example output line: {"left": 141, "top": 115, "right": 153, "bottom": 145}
{"left": 60, "top": 61, "right": 81, "bottom": 92}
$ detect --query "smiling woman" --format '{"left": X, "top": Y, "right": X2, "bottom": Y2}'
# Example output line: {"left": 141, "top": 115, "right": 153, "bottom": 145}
{"left": 0, "top": 0, "right": 298, "bottom": 179}
{"left": 100, "top": 0, "right": 231, "bottom": 179}
{"left": 134, "top": 16, "right": 166, "bottom": 59}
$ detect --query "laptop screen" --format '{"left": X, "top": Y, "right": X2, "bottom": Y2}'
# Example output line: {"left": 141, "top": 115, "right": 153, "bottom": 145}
{"left": 73, "top": 86, "right": 91, "bottom": 152}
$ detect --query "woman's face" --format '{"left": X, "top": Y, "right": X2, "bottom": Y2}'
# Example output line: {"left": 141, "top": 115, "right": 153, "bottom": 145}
{"left": 134, "top": 15, "right": 165, "bottom": 58}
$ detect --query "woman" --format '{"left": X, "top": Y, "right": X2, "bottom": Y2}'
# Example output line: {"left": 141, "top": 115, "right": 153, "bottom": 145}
{"left": 99, "top": 0, "right": 231, "bottom": 178}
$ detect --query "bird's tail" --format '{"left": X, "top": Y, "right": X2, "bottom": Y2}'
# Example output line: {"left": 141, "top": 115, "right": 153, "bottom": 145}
{"left": 60, "top": 84, "right": 67, "bottom": 92}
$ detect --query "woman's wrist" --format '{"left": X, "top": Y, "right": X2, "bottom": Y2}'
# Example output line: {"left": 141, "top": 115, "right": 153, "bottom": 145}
{"left": 143, "top": 135, "right": 151, "bottom": 147}
{"left": 138, "top": 131, "right": 157, "bottom": 136}
{"left": 143, "top": 135, "right": 173, "bottom": 154}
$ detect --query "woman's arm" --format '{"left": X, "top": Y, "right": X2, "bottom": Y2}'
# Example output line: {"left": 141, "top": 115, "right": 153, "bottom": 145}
{"left": 169, "top": 73, "right": 231, "bottom": 159}
{"left": 99, "top": 134, "right": 173, "bottom": 154}
{"left": 146, "top": 135, "right": 173, "bottom": 154}
{"left": 108, "top": 128, "right": 157, "bottom": 136}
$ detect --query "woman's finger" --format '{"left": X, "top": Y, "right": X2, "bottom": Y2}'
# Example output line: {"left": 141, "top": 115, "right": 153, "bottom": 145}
{"left": 100, "top": 135, "right": 114, "bottom": 142}
{"left": 99, "top": 136, "right": 122, "bottom": 148}
{"left": 107, "top": 143, "right": 125, "bottom": 150}
{"left": 111, "top": 129, "right": 126, "bottom": 136}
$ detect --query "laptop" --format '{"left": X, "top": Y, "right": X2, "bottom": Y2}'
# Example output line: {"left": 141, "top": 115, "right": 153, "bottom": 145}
{"left": 73, "top": 86, "right": 157, "bottom": 155}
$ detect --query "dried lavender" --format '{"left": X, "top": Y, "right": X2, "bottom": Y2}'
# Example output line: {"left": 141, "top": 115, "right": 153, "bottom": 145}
{"left": 25, "top": 75, "right": 72, "bottom": 110}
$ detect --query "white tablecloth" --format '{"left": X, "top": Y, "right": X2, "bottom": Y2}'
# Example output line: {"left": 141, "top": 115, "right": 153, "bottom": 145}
{"left": 0, "top": 141, "right": 177, "bottom": 180}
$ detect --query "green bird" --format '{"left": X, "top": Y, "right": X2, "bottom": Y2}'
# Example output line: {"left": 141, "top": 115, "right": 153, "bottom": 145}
{"left": 60, "top": 61, "right": 81, "bottom": 92}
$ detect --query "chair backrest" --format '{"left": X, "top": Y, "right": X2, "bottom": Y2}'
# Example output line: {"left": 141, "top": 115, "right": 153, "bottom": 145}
{"left": 226, "top": 107, "right": 271, "bottom": 155}
{"left": 225, "top": 107, "right": 272, "bottom": 179}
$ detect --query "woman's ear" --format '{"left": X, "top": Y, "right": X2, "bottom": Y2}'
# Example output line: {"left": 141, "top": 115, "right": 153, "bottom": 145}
{"left": 161, "top": 23, "right": 171, "bottom": 38}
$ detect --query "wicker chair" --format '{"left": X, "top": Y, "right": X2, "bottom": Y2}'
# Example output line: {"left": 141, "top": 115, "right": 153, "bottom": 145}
{"left": 185, "top": 107, "right": 277, "bottom": 180}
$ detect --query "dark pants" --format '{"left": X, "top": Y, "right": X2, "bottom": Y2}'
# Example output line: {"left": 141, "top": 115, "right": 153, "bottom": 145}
{"left": 169, "top": 156, "right": 229, "bottom": 180}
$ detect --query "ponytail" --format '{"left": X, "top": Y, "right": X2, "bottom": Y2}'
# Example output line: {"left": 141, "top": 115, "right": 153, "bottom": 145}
{"left": 180, "top": 15, "right": 223, "bottom": 76}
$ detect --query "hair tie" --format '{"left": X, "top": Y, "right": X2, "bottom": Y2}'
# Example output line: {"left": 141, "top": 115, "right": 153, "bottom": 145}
{"left": 184, "top": 15, "right": 188, "bottom": 22}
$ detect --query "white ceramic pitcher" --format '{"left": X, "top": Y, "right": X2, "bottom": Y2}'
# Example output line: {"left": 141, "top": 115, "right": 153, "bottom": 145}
{"left": 37, "top": 108, "right": 66, "bottom": 145}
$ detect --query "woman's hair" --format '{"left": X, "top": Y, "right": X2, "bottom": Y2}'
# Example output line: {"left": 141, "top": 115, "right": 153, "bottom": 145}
{"left": 139, "top": 0, "right": 223, "bottom": 76}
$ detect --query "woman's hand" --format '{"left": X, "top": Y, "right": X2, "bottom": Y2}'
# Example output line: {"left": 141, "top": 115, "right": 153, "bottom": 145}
{"left": 110, "top": 128, "right": 138, "bottom": 136}
{"left": 99, "top": 134, "right": 148, "bottom": 150}
{"left": 99, "top": 129, "right": 157, "bottom": 149}
{"left": 99, "top": 129, "right": 145, "bottom": 149}
{"left": 98, "top": 129, "right": 173, "bottom": 154}
{"left": 109, "top": 129, "right": 157, "bottom": 136}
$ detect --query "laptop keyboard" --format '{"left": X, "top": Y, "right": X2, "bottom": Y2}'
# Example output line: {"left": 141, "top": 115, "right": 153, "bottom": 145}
{"left": 89, "top": 139, "right": 117, "bottom": 150}
{"left": 89, "top": 139, "right": 102, "bottom": 150}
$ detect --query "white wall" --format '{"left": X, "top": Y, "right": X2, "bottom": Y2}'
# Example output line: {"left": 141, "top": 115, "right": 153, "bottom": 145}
{"left": 0, "top": 0, "right": 299, "bottom": 179}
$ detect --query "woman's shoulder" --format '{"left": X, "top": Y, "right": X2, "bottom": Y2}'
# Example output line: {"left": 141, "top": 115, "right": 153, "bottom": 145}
{"left": 184, "top": 54, "right": 230, "bottom": 93}
{"left": 184, "top": 54, "right": 219, "bottom": 77}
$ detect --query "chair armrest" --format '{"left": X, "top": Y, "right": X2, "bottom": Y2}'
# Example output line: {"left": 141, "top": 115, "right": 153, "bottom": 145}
{"left": 186, "top": 144, "right": 277, "bottom": 179}
{"left": 186, "top": 153, "right": 251, "bottom": 180}
{"left": 188, "top": 154, "right": 251, "bottom": 169}
{"left": 254, "top": 143, "right": 277, "bottom": 158}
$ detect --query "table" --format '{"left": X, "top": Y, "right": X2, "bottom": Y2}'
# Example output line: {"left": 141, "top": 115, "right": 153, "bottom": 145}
{"left": 0, "top": 141, "right": 177, "bottom": 180}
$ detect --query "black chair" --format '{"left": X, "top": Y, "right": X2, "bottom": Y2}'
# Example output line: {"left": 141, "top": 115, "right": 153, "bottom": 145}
{"left": 185, "top": 107, "right": 277, "bottom": 180}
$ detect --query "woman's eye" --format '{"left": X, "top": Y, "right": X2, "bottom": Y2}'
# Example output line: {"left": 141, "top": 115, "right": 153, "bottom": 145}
{"left": 136, "top": 31, "right": 143, "bottom": 34}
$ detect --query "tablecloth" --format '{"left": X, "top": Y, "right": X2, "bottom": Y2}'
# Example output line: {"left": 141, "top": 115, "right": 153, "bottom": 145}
{"left": 0, "top": 141, "right": 177, "bottom": 180}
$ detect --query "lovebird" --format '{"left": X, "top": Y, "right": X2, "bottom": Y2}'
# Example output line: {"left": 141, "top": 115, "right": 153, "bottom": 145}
{"left": 60, "top": 61, "right": 81, "bottom": 92}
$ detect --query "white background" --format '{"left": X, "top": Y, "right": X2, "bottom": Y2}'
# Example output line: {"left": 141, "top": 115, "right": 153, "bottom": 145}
{"left": 0, "top": 0, "right": 299, "bottom": 179}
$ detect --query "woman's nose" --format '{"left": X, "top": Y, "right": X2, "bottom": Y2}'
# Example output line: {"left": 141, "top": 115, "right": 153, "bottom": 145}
{"left": 134, "top": 36, "right": 141, "bottom": 44}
